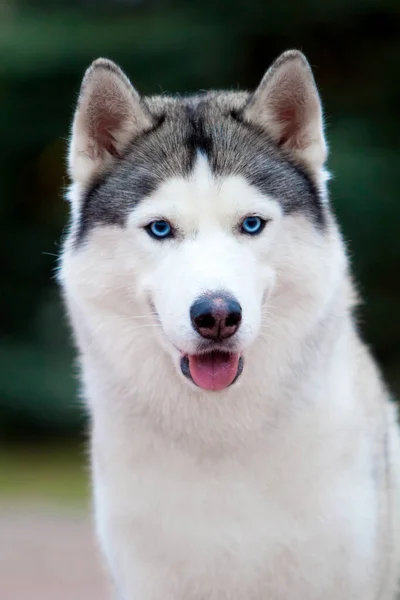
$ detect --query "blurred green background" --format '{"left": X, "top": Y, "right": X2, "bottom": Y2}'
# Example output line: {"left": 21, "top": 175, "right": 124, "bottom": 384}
{"left": 0, "top": 4, "right": 399, "bottom": 596}
{"left": 1, "top": 0, "right": 399, "bottom": 446}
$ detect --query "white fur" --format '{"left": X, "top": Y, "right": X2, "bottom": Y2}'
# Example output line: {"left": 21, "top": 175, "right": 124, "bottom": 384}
{"left": 59, "top": 51, "right": 400, "bottom": 600}
{"left": 59, "top": 151, "right": 400, "bottom": 599}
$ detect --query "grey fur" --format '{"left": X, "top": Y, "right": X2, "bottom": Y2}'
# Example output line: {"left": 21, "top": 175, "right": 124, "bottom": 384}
{"left": 76, "top": 90, "right": 326, "bottom": 244}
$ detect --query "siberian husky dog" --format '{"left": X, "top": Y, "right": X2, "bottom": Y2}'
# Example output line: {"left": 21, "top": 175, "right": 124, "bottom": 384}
{"left": 59, "top": 50, "right": 400, "bottom": 599}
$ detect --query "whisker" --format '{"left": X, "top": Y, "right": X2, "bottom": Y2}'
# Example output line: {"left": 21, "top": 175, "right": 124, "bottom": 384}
{"left": 128, "top": 324, "right": 161, "bottom": 332}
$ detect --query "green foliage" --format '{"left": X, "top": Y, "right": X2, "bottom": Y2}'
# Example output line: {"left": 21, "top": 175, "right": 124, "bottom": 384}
{"left": 0, "top": 443, "right": 88, "bottom": 502}
{"left": 1, "top": 1, "right": 399, "bottom": 437}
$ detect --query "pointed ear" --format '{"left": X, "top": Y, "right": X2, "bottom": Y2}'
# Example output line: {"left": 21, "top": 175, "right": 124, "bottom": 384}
{"left": 69, "top": 58, "right": 153, "bottom": 185}
{"left": 243, "top": 50, "right": 327, "bottom": 172}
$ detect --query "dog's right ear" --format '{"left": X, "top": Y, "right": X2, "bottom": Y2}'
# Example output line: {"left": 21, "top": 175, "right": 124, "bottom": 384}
{"left": 69, "top": 58, "right": 153, "bottom": 185}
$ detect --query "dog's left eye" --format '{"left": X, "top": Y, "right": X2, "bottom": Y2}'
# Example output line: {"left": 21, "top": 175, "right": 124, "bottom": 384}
{"left": 146, "top": 220, "right": 173, "bottom": 240}
{"left": 240, "top": 216, "right": 266, "bottom": 236}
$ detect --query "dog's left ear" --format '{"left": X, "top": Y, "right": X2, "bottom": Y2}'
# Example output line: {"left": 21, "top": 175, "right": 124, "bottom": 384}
{"left": 243, "top": 50, "right": 327, "bottom": 172}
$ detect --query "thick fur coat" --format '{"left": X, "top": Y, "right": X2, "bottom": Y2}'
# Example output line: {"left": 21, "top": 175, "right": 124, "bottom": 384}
{"left": 59, "top": 50, "right": 400, "bottom": 599}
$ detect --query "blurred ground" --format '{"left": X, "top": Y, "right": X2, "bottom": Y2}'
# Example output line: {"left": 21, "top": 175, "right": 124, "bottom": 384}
{"left": 0, "top": 446, "right": 109, "bottom": 600}
{"left": 0, "top": 507, "right": 109, "bottom": 600}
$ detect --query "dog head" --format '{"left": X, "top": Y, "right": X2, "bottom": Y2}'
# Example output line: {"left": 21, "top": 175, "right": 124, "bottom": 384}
{"left": 60, "top": 51, "right": 345, "bottom": 394}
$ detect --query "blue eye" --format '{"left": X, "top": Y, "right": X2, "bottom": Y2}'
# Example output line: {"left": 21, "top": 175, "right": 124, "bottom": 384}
{"left": 146, "top": 220, "right": 173, "bottom": 240}
{"left": 241, "top": 216, "right": 266, "bottom": 235}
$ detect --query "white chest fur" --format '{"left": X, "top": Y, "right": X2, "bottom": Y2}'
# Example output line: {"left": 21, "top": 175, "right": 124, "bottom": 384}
{"left": 91, "top": 411, "right": 382, "bottom": 600}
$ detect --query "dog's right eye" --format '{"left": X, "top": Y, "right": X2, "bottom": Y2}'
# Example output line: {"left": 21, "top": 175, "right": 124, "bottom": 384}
{"left": 145, "top": 220, "right": 174, "bottom": 240}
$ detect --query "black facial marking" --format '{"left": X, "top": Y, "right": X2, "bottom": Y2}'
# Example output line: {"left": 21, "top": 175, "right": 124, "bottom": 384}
{"left": 232, "top": 356, "right": 244, "bottom": 385}
{"left": 76, "top": 168, "right": 159, "bottom": 244}
{"left": 228, "top": 110, "right": 326, "bottom": 228}
{"left": 73, "top": 91, "right": 326, "bottom": 245}
{"left": 75, "top": 114, "right": 167, "bottom": 244}
{"left": 180, "top": 355, "right": 192, "bottom": 381}
{"left": 186, "top": 103, "right": 214, "bottom": 162}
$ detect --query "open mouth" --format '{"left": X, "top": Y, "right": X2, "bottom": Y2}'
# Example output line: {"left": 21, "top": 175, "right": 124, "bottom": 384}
{"left": 180, "top": 351, "right": 243, "bottom": 391}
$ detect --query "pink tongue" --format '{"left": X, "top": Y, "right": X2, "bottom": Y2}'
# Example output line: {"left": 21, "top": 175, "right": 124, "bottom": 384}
{"left": 188, "top": 352, "right": 240, "bottom": 391}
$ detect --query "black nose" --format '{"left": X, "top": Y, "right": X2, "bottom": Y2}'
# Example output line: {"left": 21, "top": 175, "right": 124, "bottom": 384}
{"left": 190, "top": 293, "right": 242, "bottom": 341}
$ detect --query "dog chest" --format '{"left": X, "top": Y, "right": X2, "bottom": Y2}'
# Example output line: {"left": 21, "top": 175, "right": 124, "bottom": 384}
{"left": 93, "top": 436, "right": 380, "bottom": 599}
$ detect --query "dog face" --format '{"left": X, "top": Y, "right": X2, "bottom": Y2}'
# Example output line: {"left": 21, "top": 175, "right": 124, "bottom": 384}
{"left": 60, "top": 51, "right": 343, "bottom": 393}
{"left": 121, "top": 155, "right": 283, "bottom": 390}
